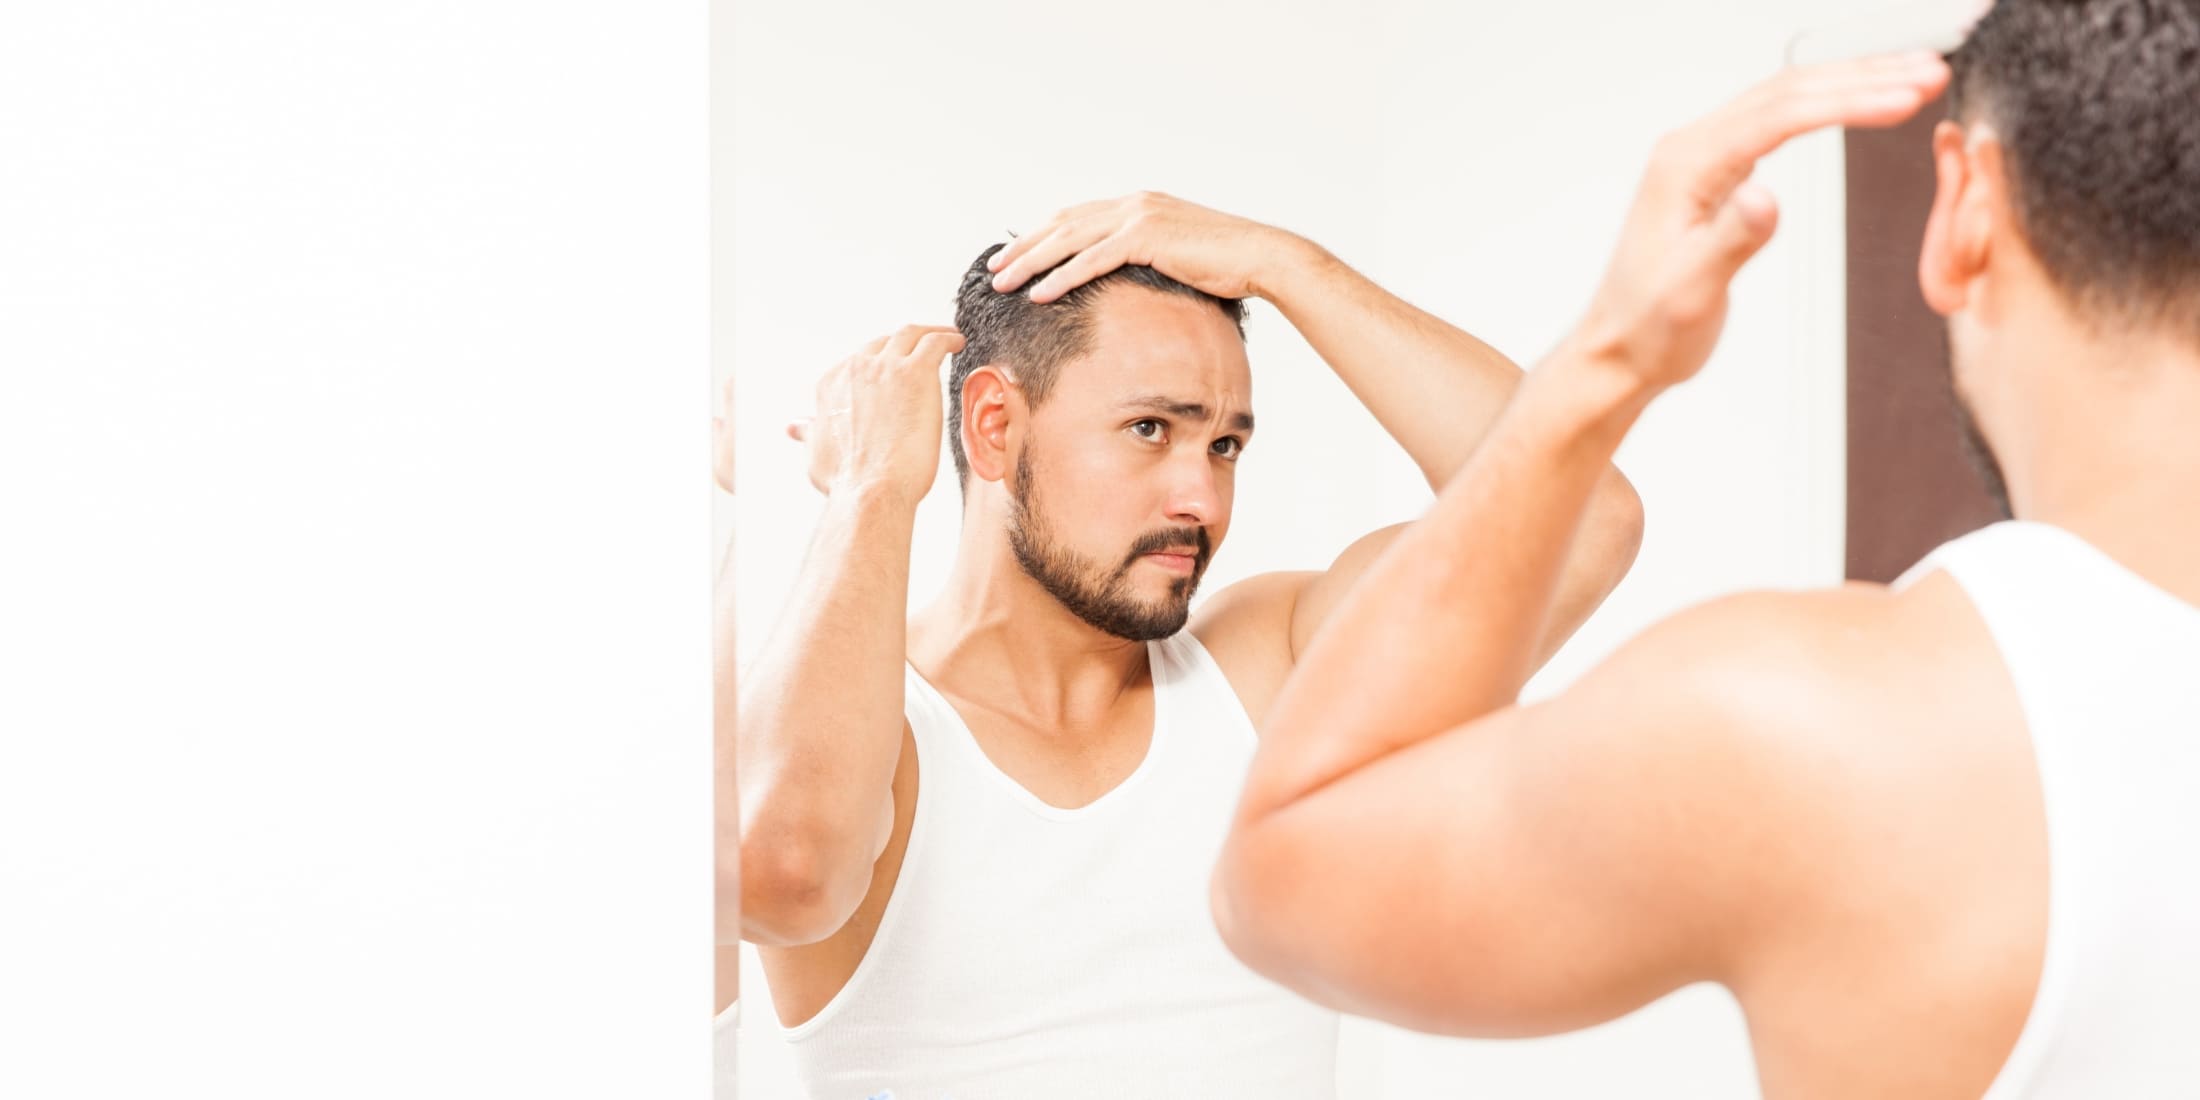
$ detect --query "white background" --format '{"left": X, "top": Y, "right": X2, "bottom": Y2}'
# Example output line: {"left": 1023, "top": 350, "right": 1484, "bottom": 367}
{"left": 727, "top": 0, "right": 1863, "bottom": 1097}
{"left": 1, "top": 3, "right": 711, "bottom": 1097}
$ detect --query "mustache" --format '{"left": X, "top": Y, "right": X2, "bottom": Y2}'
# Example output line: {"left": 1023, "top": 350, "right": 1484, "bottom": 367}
{"left": 1124, "top": 527, "right": 1211, "bottom": 567}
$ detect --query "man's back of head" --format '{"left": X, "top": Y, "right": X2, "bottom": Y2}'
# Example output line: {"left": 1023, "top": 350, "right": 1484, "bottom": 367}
{"left": 1945, "top": 0, "right": 2200, "bottom": 339}
{"left": 1925, "top": 0, "right": 2200, "bottom": 521}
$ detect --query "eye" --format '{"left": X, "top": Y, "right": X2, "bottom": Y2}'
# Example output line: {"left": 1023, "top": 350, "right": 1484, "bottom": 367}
{"left": 1211, "top": 436, "right": 1243, "bottom": 460}
{"left": 1129, "top": 418, "right": 1167, "bottom": 443}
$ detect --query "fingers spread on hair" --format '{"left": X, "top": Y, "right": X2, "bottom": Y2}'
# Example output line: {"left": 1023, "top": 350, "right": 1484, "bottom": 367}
{"left": 992, "top": 217, "right": 1110, "bottom": 294}
{"left": 1028, "top": 235, "right": 1129, "bottom": 304}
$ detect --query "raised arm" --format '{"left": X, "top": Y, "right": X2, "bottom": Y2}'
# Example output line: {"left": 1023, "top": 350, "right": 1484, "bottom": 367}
{"left": 1209, "top": 53, "right": 1954, "bottom": 1028}
{"left": 987, "top": 194, "right": 1641, "bottom": 662}
{"left": 735, "top": 324, "right": 962, "bottom": 947}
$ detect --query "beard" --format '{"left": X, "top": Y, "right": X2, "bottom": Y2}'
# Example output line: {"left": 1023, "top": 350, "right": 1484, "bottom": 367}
{"left": 1946, "top": 329, "right": 2015, "bottom": 520}
{"left": 1952, "top": 394, "right": 2015, "bottom": 521}
{"left": 1006, "top": 449, "right": 1212, "bottom": 642}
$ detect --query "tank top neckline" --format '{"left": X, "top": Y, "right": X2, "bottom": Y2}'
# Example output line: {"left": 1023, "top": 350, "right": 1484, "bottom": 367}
{"left": 902, "top": 640, "right": 1172, "bottom": 822}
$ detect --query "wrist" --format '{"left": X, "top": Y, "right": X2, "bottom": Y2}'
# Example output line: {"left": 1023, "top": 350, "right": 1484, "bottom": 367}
{"left": 1517, "top": 347, "right": 1661, "bottom": 453}
{"left": 827, "top": 476, "right": 925, "bottom": 522}
{"left": 1246, "top": 230, "right": 1333, "bottom": 304}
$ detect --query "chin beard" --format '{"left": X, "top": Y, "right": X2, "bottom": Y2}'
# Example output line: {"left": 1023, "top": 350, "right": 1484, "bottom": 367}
{"left": 1006, "top": 451, "right": 1210, "bottom": 642}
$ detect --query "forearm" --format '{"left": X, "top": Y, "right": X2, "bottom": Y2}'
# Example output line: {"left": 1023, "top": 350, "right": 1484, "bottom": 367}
{"left": 1260, "top": 239, "right": 1529, "bottom": 487}
{"left": 736, "top": 485, "right": 915, "bottom": 929}
{"left": 1264, "top": 240, "right": 1644, "bottom": 658}
{"left": 1239, "top": 353, "right": 1654, "bottom": 821}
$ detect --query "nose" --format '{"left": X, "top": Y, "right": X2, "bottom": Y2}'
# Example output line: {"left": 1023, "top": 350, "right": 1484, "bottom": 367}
{"left": 1162, "top": 446, "right": 1223, "bottom": 528}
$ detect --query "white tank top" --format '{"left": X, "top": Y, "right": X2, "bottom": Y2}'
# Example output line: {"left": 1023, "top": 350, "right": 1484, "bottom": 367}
{"left": 1898, "top": 521, "right": 2200, "bottom": 1098}
{"left": 781, "top": 630, "right": 1340, "bottom": 1100}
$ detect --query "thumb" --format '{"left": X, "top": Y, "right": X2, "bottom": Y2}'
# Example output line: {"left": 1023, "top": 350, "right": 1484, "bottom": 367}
{"left": 1693, "top": 179, "right": 1781, "bottom": 286}
{"left": 786, "top": 418, "right": 810, "bottom": 442}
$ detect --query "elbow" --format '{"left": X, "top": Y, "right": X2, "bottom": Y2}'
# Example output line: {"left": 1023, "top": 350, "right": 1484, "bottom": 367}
{"left": 1576, "top": 469, "right": 1646, "bottom": 608}
{"left": 1602, "top": 469, "right": 1646, "bottom": 572}
{"left": 1208, "top": 825, "right": 1303, "bottom": 986}
{"left": 1210, "top": 814, "right": 1375, "bottom": 1019}
{"left": 1210, "top": 841, "right": 1252, "bottom": 964}
{"left": 738, "top": 826, "right": 867, "bottom": 947}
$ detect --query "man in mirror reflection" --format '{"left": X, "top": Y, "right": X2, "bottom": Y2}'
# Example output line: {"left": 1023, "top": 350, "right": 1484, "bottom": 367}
{"left": 732, "top": 194, "right": 1643, "bottom": 1096}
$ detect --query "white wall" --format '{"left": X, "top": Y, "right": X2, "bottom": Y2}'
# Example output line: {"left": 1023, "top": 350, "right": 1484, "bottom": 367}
{"left": 724, "top": 1, "right": 1864, "bottom": 1095}
{"left": 5, "top": 3, "right": 711, "bottom": 1097}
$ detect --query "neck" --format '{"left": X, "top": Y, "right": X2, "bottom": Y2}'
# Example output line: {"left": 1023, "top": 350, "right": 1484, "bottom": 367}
{"left": 2002, "top": 329, "right": 2200, "bottom": 605}
{"left": 908, "top": 498, "right": 1151, "bottom": 726}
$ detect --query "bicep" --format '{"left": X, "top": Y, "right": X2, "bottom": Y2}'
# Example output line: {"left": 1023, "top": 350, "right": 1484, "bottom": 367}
{"left": 1191, "top": 529, "right": 1409, "bottom": 723}
{"left": 1291, "top": 469, "right": 1641, "bottom": 668}
{"left": 1221, "top": 619, "right": 1804, "bottom": 1036}
{"left": 1289, "top": 523, "right": 1411, "bottom": 658}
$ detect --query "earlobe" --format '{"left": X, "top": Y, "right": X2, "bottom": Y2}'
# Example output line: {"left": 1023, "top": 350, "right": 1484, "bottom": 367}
{"left": 960, "top": 366, "right": 1019, "bottom": 486}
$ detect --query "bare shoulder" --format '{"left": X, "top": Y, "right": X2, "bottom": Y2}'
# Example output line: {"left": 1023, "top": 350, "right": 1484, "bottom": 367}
{"left": 1581, "top": 579, "right": 2039, "bottom": 1054}
{"left": 1188, "top": 570, "right": 1319, "bottom": 730}
{"left": 1550, "top": 578, "right": 2031, "bottom": 914}
{"left": 1583, "top": 577, "right": 2009, "bottom": 741}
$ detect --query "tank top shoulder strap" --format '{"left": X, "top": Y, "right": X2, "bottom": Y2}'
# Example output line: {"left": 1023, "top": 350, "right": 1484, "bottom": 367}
{"left": 899, "top": 661, "right": 989, "bottom": 794}
{"left": 1895, "top": 519, "right": 2030, "bottom": 595}
{"left": 1899, "top": 520, "right": 2200, "bottom": 641}
{"left": 1149, "top": 629, "right": 1258, "bottom": 750}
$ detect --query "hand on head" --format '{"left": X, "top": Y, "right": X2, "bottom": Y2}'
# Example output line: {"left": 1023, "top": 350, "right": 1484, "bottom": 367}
{"left": 985, "top": 191, "right": 1296, "bottom": 305}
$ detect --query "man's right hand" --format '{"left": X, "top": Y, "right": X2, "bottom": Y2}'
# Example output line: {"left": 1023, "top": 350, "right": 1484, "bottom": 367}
{"left": 1556, "top": 51, "right": 1949, "bottom": 395}
{"left": 787, "top": 324, "right": 965, "bottom": 503}
{"left": 746, "top": 325, "right": 952, "bottom": 948}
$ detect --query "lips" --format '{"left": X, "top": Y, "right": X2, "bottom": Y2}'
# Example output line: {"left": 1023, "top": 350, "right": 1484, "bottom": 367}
{"left": 1143, "top": 551, "right": 1198, "bottom": 575}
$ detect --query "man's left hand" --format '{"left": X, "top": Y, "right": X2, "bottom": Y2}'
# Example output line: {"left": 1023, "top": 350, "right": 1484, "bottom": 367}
{"left": 985, "top": 192, "right": 1307, "bottom": 304}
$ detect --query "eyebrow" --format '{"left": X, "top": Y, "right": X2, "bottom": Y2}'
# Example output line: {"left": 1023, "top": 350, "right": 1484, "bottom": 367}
{"left": 1119, "top": 395, "right": 1255, "bottom": 434}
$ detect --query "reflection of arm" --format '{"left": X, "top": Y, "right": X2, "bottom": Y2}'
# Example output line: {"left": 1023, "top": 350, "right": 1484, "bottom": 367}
{"left": 714, "top": 549, "right": 741, "bottom": 1007}
{"left": 1219, "top": 593, "right": 1832, "bottom": 1035}
{"left": 736, "top": 487, "right": 912, "bottom": 946}
{"left": 1258, "top": 244, "right": 1641, "bottom": 662}
{"left": 714, "top": 945, "right": 741, "bottom": 1017}
{"left": 1229, "top": 358, "right": 1647, "bottom": 863}
{"left": 1214, "top": 355, "right": 1805, "bottom": 1030}
{"left": 714, "top": 537, "right": 741, "bottom": 951}
{"left": 712, "top": 381, "right": 744, "bottom": 1013}
{"left": 1263, "top": 240, "right": 1557, "bottom": 486}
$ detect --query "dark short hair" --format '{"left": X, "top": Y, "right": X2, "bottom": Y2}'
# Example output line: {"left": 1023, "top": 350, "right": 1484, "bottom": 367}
{"left": 946, "top": 246, "right": 1247, "bottom": 489}
{"left": 1948, "top": 0, "right": 2200, "bottom": 338}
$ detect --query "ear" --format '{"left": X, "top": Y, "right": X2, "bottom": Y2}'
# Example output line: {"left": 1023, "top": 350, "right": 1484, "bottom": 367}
{"left": 959, "top": 365, "right": 1022, "bottom": 486}
{"left": 1919, "top": 120, "right": 1998, "bottom": 316}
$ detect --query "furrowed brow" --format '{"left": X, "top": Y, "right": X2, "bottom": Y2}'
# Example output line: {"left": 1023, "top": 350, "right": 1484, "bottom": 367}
{"left": 1120, "top": 394, "right": 1254, "bottom": 433}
